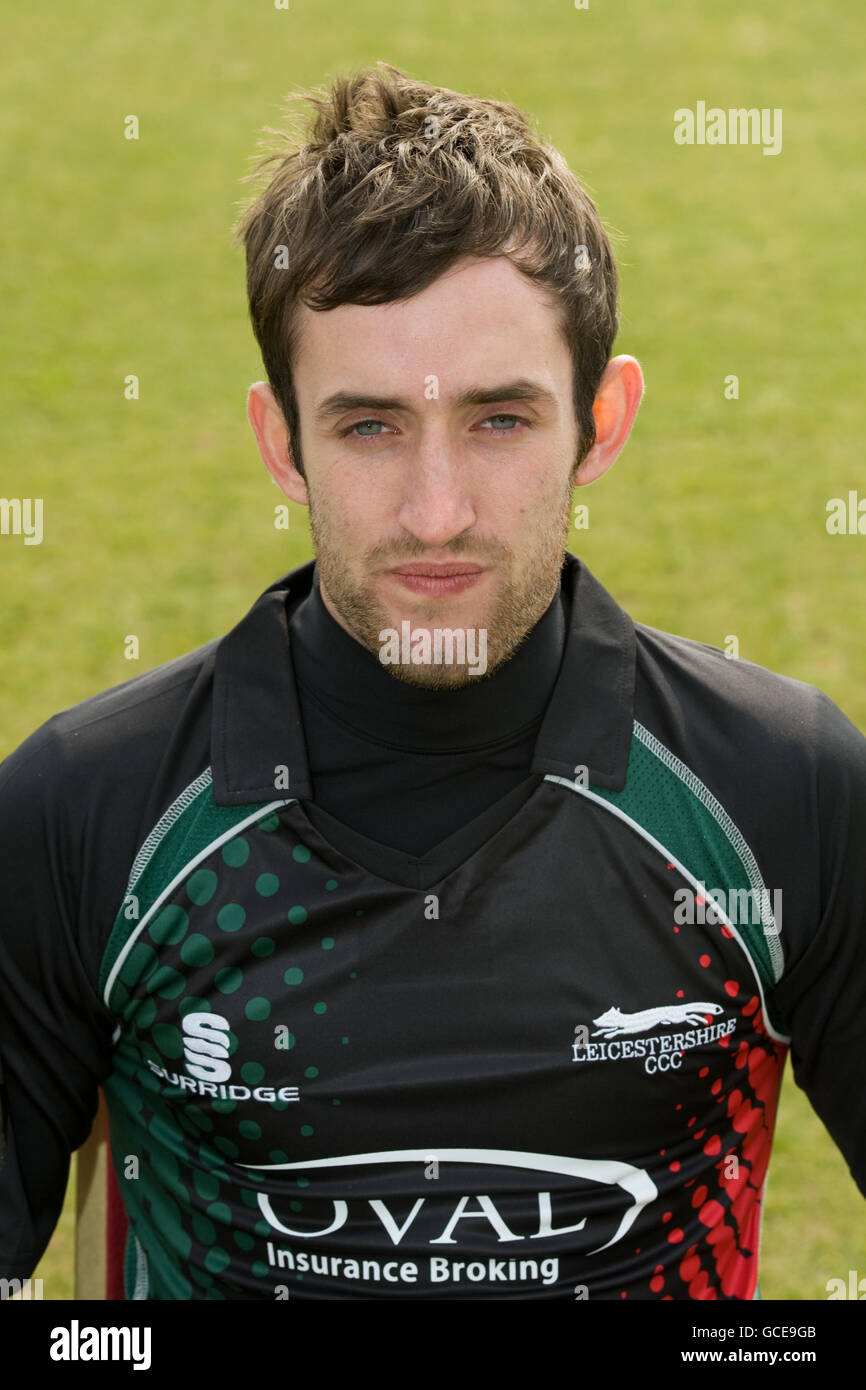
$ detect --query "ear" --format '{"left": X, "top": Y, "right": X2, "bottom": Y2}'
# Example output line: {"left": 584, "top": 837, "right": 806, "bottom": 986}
{"left": 246, "top": 382, "right": 308, "bottom": 506}
{"left": 574, "top": 355, "right": 644, "bottom": 486}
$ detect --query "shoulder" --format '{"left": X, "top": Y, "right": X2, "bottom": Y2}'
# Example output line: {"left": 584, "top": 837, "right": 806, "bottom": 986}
{"left": 629, "top": 622, "right": 866, "bottom": 1009}
{"left": 0, "top": 639, "right": 222, "bottom": 984}
{"left": 630, "top": 620, "right": 866, "bottom": 915}
{"left": 632, "top": 620, "right": 865, "bottom": 779}
{"left": 0, "top": 638, "right": 219, "bottom": 802}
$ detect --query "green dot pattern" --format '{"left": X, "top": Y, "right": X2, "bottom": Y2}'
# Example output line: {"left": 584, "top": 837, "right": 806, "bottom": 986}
{"left": 180, "top": 934, "right": 214, "bottom": 967}
{"left": 221, "top": 837, "right": 250, "bottom": 867}
{"left": 135, "top": 998, "right": 157, "bottom": 1030}
{"left": 186, "top": 869, "right": 218, "bottom": 905}
{"left": 215, "top": 967, "right": 243, "bottom": 994}
{"left": 217, "top": 903, "right": 246, "bottom": 932}
{"left": 151, "top": 966, "right": 185, "bottom": 999}
{"left": 149, "top": 906, "right": 189, "bottom": 946}
{"left": 102, "top": 799, "right": 352, "bottom": 1298}
{"left": 152, "top": 1023, "right": 184, "bottom": 1060}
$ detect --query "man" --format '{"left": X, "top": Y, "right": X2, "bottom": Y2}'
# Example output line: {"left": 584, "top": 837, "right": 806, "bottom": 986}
{"left": 0, "top": 62, "right": 864, "bottom": 1301}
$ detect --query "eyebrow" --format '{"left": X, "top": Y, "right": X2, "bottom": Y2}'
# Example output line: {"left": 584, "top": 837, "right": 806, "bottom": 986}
{"left": 313, "top": 378, "right": 560, "bottom": 423}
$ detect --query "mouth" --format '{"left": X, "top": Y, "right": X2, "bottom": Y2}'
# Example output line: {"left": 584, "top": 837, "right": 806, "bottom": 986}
{"left": 386, "top": 562, "right": 486, "bottom": 598}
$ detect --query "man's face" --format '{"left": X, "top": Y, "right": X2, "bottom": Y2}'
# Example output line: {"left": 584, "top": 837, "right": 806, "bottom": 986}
{"left": 292, "top": 254, "right": 581, "bottom": 688}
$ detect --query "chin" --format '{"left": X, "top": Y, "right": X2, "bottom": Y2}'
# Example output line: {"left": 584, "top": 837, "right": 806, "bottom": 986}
{"left": 381, "top": 661, "right": 494, "bottom": 691}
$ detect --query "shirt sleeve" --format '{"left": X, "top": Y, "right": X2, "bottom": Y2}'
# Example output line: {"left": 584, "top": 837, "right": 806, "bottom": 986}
{"left": 771, "top": 688, "right": 866, "bottom": 1199}
{"left": 0, "top": 719, "right": 118, "bottom": 1278}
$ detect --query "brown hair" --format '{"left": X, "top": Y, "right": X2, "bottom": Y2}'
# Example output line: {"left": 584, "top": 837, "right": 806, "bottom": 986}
{"left": 233, "top": 62, "right": 619, "bottom": 477}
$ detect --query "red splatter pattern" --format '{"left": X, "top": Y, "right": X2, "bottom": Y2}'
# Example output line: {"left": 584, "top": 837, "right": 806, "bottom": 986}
{"left": 669, "top": 991, "right": 787, "bottom": 1299}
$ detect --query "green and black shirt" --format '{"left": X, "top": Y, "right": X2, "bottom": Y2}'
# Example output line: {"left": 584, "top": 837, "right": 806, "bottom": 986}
{"left": 1, "top": 554, "right": 864, "bottom": 1299}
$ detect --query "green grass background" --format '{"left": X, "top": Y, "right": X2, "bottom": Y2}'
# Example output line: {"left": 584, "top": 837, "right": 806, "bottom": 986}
{"left": 2, "top": 0, "right": 864, "bottom": 1299}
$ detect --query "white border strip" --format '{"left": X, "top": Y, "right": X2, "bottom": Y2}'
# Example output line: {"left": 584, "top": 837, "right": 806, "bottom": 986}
{"left": 126, "top": 768, "right": 214, "bottom": 895}
{"left": 131, "top": 1233, "right": 149, "bottom": 1301}
{"left": 545, "top": 775, "right": 790, "bottom": 1045}
{"left": 103, "top": 798, "right": 295, "bottom": 1009}
{"left": 634, "top": 722, "right": 784, "bottom": 981}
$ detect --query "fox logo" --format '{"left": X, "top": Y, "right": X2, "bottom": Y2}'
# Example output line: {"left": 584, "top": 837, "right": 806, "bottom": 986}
{"left": 592, "top": 1003, "right": 723, "bottom": 1038}
{"left": 182, "top": 1011, "right": 231, "bottom": 1082}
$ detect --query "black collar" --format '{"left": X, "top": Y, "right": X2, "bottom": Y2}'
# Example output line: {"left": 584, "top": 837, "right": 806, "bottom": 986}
{"left": 211, "top": 551, "right": 636, "bottom": 805}
{"left": 287, "top": 560, "right": 568, "bottom": 753}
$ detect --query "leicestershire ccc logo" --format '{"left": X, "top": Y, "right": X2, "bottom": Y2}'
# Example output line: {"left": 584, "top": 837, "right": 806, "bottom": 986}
{"left": 571, "top": 1000, "right": 735, "bottom": 1074}
{"left": 592, "top": 1002, "right": 723, "bottom": 1037}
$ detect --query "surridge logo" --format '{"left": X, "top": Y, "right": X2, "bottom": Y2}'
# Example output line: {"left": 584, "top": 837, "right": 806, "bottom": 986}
{"left": 145, "top": 1010, "right": 299, "bottom": 1105}
{"left": 182, "top": 1010, "right": 231, "bottom": 1081}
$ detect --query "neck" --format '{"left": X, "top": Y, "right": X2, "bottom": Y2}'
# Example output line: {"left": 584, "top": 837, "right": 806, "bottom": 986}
{"left": 288, "top": 564, "right": 569, "bottom": 752}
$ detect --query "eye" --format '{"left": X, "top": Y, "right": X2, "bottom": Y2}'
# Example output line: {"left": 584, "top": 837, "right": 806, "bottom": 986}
{"left": 340, "top": 419, "right": 393, "bottom": 439}
{"left": 338, "top": 413, "right": 532, "bottom": 444}
{"left": 477, "top": 414, "right": 531, "bottom": 436}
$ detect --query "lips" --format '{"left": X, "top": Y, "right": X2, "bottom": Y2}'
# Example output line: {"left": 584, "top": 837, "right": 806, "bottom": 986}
{"left": 389, "top": 563, "right": 484, "bottom": 578}
{"left": 387, "top": 563, "right": 486, "bottom": 596}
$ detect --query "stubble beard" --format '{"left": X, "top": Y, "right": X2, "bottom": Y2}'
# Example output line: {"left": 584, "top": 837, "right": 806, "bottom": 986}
{"left": 307, "top": 480, "right": 574, "bottom": 690}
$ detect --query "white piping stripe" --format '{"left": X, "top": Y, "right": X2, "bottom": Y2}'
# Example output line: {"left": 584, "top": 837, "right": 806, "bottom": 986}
{"left": 131, "top": 1234, "right": 149, "bottom": 1300}
{"left": 103, "top": 799, "right": 295, "bottom": 1008}
{"left": 126, "top": 768, "right": 214, "bottom": 895}
{"left": 545, "top": 775, "right": 791, "bottom": 1045}
{"left": 633, "top": 722, "right": 784, "bottom": 981}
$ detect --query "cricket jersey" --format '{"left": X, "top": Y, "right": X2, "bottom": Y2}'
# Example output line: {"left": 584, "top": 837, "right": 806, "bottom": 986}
{"left": 1, "top": 552, "right": 865, "bottom": 1300}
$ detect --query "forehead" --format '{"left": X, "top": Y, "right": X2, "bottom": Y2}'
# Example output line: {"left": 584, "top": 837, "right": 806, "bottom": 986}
{"left": 293, "top": 255, "right": 569, "bottom": 399}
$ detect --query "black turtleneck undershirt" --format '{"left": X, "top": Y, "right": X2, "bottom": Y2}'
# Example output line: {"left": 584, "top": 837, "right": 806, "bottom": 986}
{"left": 287, "top": 568, "right": 570, "bottom": 857}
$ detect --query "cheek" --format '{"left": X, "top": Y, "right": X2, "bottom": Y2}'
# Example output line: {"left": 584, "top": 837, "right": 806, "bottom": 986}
{"left": 320, "top": 476, "right": 391, "bottom": 553}
{"left": 499, "top": 468, "right": 571, "bottom": 528}
{"left": 312, "top": 468, "right": 362, "bottom": 524}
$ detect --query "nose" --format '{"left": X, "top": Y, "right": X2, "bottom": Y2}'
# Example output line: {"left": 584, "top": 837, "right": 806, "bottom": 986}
{"left": 395, "top": 437, "right": 478, "bottom": 548}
